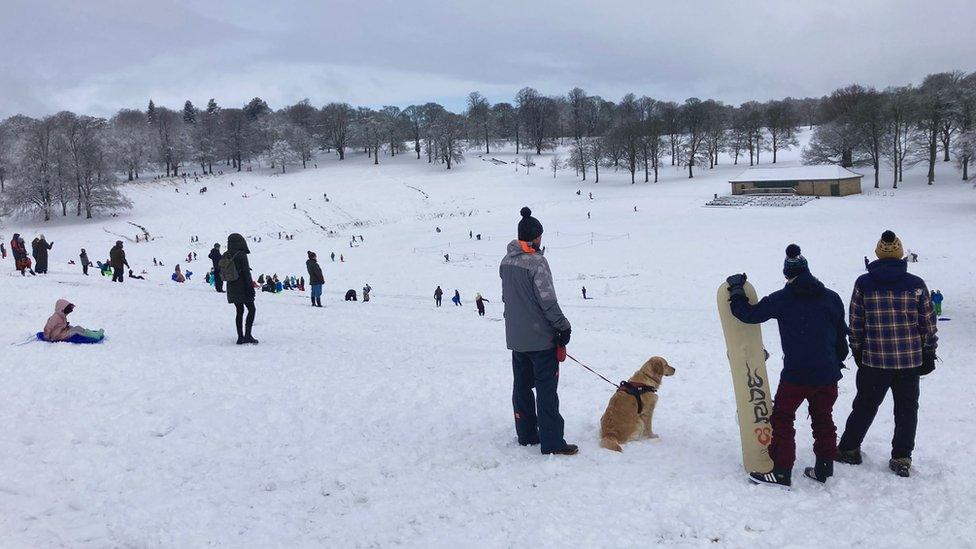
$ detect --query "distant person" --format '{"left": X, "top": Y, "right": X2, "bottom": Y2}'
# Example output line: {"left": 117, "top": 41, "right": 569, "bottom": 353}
{"left": 225, "top": 233, "right": 258, "bottom": 344}
{"left": 128, "top": 269, "right": 145, "bottom": 280}
{"left": 475, "top": 293, "right": 489, "bottom": 316}
{"left": 582, "top": 286, "right": 587, "bottom": 299}
{"left": 79, "top": 248, "right": 90, "bottom": 276}
{"left": 209, "top": 243, "right": 224, "bottom": 293}
{"left": 172, "top": 264, "right": 186, "bottom": 283}
{"left": 331, "top": 252, "right": 336, "bottom": 262}
{"left": 452, "top": 290, "right": 461, "bottom": 306}
{"left": 932, "top": 290, "right": 943, "bottom": 316}
{"left": 444, "top": 253, "right": 450, "bottom": 262}
{"left": 109, "top": 240, "right": 128, "bottom": 283}
{"left": 307, "top": 251, "right": 325, "bottom": 307}
{"left": 32, "top": 235, "right": 53, "bottom": 274}
{"left": 11, "top": 234, "right": 34, "bottom": 276}
{"left": 1, "top": 241, "right": 6, "bottom": 259}
{"left": 345, "top": 289, "right": 357, "bottom": 301}
{"left": 362, "top": 283, "right": 372, "bottom": 302}
{"left": 837, "top": 231, "right": 938, "bottom": 479}
{"left": 434, "top": 286, "right": 443, "bottom": 307}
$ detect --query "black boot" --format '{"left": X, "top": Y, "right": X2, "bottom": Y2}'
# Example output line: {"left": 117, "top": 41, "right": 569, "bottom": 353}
{"left": 543, "top": 444, "right": 579, "bottom": 456}
{"left": 311, "top": 296, "right": 316, "bottom": 307}
{"left": 836, "top": 448, "right": 862, "bottom": 465}
{"left": 804, "top": 459, "right": 834, "bottom": 483}
{"left": 749, "top": 468, "right": 792, "bottom": 489}
{"left": 889, "top": 458, "right": 911, "bottom": 478}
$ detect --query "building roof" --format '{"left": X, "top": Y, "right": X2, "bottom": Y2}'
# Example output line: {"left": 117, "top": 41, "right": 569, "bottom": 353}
{"left": 729, "top": 165, "right": 863, "bottom": 183}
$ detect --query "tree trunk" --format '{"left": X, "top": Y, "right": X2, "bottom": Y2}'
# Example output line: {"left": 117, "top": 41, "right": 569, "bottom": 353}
{"left": 928, "top": 128, "right": 937, "bottom": 184}
{"left": 874, "top": 159, "right": 879, "bottom": 189}
{"left": 841, "top": 149, "right": 853, "bottom": 168}
{"left": 964, "top": 157, "right": 970, "bottom": 181}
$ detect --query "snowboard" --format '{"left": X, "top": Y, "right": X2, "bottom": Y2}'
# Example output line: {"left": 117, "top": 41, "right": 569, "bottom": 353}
{"left": 716, "top": 281, "right": 774, "bottom": 474}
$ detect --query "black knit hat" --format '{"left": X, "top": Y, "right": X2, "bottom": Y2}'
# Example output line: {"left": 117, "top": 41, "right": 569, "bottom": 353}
{"left": 517, "top": 207, "right": 544, "bottom": 242}
{"left": 783, "top": 243, "right": 809, "bottom": 279}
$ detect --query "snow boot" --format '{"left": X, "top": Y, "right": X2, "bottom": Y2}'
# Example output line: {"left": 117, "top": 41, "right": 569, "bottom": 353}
{"left": 803, "top": 459, "right": 834, "bottom": 483}
{"left": 244, "top": 335, "right": 259, "bottom": 345}
{"left": 889, "top": 458, "right": 911, "bottom": 478}
{"left": 749, "top": 468, "right": 792, "bottom": 489}
{"left": 236, "top": 336, "right": 246, "bottom": 345}
{"left": 836, "top": 448, "right": 862, "bottom": 465}
{"left": 543, "top": 444, "right": 579, "bottom": 456}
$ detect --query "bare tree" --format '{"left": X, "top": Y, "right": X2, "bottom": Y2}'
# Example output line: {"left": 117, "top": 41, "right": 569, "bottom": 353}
{"left": 918, "top": 72, "right": 962, "bottom": 184}
{"left": 679, "top": 98, "right": 710, "bottom": 178}
{"left": 550, "top": 155, "right": 561, "bottom": 178}
{"left": 764, "top": 99, "right": 799, "bottom": 163}
{"left": 466, "top": 92, "right": 493, "bottom": 154}
{"left": 321, "top": 102, "right": 353, "bottom": 160}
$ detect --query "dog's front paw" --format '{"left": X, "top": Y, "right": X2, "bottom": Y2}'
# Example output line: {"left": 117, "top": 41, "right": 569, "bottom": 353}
{"left": 648, "top": 433, "right": 660, "bottom": 440}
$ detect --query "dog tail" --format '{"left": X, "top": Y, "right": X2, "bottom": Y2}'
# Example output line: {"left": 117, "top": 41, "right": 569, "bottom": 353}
{"left": 600, "top": 436, "right": 623, "bottom": 452}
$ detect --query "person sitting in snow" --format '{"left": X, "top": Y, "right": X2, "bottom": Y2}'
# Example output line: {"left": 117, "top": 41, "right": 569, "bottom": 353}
{"left": 726, "top": 244, "right": 849, "bottom": 487}
{"left": 172, "top": 265, "right": 187, "bottom": 283}
{"left": 128, "top": 269, "right": 145, "bottom": 280}
{"left": 43, "top": 299, "right": 104, "bottom": 342}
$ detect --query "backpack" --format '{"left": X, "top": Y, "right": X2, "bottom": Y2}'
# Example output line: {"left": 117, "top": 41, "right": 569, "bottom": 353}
{"left": 218, "top": 251, "right": 240, "bottom": 282}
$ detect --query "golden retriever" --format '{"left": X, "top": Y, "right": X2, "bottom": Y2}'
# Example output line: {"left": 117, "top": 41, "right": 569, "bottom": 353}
{"left": 599, "top": 357, "right": 675, "bottom": 452}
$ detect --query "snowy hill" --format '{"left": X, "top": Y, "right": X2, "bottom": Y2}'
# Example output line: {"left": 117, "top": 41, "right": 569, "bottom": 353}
{"left": 1, "top": 135, "right": 973, "bottom": 547}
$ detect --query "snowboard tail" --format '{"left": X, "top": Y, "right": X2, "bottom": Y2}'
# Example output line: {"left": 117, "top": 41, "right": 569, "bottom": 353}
{"left": 717, "top": 281, "right": 774, "bottom": 473}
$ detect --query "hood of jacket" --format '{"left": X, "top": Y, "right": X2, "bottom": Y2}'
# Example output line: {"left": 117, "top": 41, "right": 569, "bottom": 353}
{"left": 55, "top": 298, "right": 72, "bottom": 314}
{"left": 787, "top": 272, "right": 825, "bottom": 297}
{"left": 867, "top": 257, "right": 908, "bottom": 282}
{"left": 505, "top": 239, "right": 542, "bottom": 259}
{"left": 228, "top": 233, "right": 250, "bottom": 254}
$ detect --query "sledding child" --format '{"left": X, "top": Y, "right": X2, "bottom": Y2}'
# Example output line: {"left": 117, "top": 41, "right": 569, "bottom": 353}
{"left": 726, "top": 244, "right": 849, "bottom": 487}
{"left": 43, "top": 299, "right": 104, "bottom": 342}
{"left": 932, "top": 290, "right": 943, "bottom": 316}
{"left": 172, "top": 265, "right": 186, "bottom": 283}
{"left": 128, "top": 269, "right": 145, "bottom": 280}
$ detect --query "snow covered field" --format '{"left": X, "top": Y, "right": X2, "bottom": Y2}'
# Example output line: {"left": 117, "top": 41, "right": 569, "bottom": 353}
{"left": 1, "top": 134, "right": 973, "bottom": 547}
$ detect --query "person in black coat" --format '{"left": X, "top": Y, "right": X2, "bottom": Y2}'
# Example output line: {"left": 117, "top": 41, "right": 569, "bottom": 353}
{"left": 726, "top": 244, "right": 849, "bottom": 487}
{"left": 208, "top": 243, "right": 224, "bottom": 293}
{"left": 225, "top": 233, "right": 258, "bottom": 344}
{"left": 306, "top": 251, "right": 325, "bottom": 307}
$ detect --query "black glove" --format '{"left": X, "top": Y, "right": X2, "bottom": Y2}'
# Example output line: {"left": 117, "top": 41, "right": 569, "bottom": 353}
{"left": 557, "top": 329, "right": 571, "bottom": 346}
{"left": 852, "top": 347, "right": 863, "bottom": 368}
{"left": 920, "top": 350, "right": 937, "bottom": 376}
{"left": 726, "top": 273, "right": 747, "bottom": 300}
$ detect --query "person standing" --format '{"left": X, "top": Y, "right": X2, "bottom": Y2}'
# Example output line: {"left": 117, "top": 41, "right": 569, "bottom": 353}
{"left": 500, "top": 207, "right": 576, "bottom": 456}
{"left": 11, "top": 234, "right": 34, "bottom": 276}
{"left": 109, "top": 240, "right": 128, "bottom": 283}
{"left": 330, "top": 252, "right": 336, "bottom": 262}
{"left": 581, "top": 286, "right": 587, "bottom": 299}
{"left": 1, "top": 241, "right": 6, "bottom": 259}
{"left": 307, "top": 251, "right": 324, "bottom": 307}
{"left": 726, "top": 244, "right": 849, "bottom": 487}
{"left": 362, "top": 283, "right": 372, "bottom": 302}
{"left": 475, "top": 293, "right": 489, "bottom": 316}
{"left": 452, "top": 289, "right": 461, "bottom": 306}
{"left": 931, "top": 290, "right": 943, "bottom": 316}
{"left": 225, "top": 233, "right": 258, "bottom": 344}
{"left": 79, "top": 248, "right": 90, "bottom": 276}
{"left": 33, "top": 235, "right": 53, "bottom": 274}
{"left": 209, "top": 243, "right": 224, "bottom": 293}
{"left": 837, "top": 230, "right": 938, "bottom": 478}
{"left": 434, "top": 286, "right": 443, "bottom": 307}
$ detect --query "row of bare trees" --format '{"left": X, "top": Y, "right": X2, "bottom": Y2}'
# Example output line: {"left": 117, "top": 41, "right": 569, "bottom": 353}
{"left": 2, "top": 70, "right": 972, "bottom": 219}
{"left": 804, "top": 71, "right": 976, "bottom": 188}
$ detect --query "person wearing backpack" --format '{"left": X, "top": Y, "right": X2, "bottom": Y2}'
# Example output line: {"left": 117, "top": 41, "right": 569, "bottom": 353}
{"left": 222, "top": 233, "right": 258, "bottom": 344}
{"left": 209, "top": 243, "right": 224, "bottom": 293}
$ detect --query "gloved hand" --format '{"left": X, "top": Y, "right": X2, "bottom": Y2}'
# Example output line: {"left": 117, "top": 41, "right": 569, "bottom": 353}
{"left": 726, "top": 273, "right": 747, "bottom": 300}
{"left": 557, "top": 329, "right": 571, "bottom": 347}
{"left": 852, "top": 347, "right": 863, "bottom": 368}
{"left": 920, "top": 349, "right": 937, "bottom": 376}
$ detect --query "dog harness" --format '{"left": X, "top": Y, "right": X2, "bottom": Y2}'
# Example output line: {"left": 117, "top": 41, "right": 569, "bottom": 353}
{"left": 617, "top": 381, "right": 656, "bottom": 414}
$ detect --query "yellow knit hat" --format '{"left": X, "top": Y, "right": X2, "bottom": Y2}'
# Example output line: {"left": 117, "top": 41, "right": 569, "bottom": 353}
{"left": 875, "top": 230, "right": 904, "bottom": 260}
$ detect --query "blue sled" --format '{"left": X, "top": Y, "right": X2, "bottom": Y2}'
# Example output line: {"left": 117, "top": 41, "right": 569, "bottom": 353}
{"left": 35, "top": 332, "right": 104, "bottom": 344}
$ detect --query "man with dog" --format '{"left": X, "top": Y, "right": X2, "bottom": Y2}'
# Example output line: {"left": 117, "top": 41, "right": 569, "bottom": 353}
{"left": 500, "top": 207, "right": 577, "bottom": 456}
{"left": 727, "top": 244, "right": 849, "bottom": 487}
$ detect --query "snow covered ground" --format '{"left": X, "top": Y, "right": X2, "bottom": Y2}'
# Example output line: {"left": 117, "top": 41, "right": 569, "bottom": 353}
{"left": 1, "top": 133, "right": 973, "bottom": 547}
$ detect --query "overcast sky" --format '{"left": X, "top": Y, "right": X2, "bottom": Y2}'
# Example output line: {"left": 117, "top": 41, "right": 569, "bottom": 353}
{"left": 1, "top": 0, "right": 974, "bottom": 118}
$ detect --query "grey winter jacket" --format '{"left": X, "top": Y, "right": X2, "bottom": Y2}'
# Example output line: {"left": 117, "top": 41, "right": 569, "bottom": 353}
{"left": 499, "top": 240, "right": 571, "bottom": 352}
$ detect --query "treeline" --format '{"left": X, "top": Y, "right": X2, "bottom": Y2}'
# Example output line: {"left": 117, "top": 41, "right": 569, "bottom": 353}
{"left": 0, "top": 70, "right": 972, "bottom": 220}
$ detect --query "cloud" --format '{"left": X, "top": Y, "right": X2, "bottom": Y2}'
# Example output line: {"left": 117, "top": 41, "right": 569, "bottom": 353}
{"left": 2, "top": 0, "right": 974, "bottom": 118}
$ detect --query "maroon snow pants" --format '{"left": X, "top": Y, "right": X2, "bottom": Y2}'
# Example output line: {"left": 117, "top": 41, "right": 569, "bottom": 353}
{"left": 768, "top": 380, "right": 839, "bottom": 471}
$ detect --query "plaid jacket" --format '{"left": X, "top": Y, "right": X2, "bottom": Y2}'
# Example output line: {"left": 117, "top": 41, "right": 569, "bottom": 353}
{"left": 850, "top": 259, "right": 938, "bottom": 370}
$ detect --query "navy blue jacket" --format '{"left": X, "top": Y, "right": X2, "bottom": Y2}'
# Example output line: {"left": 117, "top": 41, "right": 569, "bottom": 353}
{"left": 730, "top": 273, "right": 849, "bottom": 386}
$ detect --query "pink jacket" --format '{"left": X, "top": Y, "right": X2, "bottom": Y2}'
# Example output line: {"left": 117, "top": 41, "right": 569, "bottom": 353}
{"left": 43, "top": 299, "right": 73, "bottom": 342}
